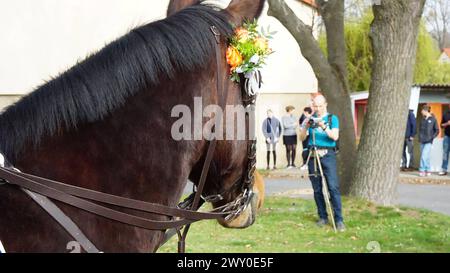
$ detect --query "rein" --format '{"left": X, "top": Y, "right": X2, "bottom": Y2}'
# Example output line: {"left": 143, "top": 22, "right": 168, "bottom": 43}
{"left": 0, "top": 25, "right": 257, "bottom": 253}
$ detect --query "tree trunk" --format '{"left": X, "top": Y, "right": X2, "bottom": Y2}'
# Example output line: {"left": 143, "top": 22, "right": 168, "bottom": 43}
{"left": 350, "top": 0, "right": 426, "bottom": 205}
{"left": 268, "top": 0, "right": 356, "bottom": 193}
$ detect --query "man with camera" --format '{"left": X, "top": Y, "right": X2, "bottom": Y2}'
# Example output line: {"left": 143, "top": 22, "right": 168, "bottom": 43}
{"left": 299, "top": 94, "right": 345, "bottom": 231}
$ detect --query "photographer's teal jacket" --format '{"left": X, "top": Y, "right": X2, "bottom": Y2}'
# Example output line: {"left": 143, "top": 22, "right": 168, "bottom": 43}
{"left": 307, "top": 113, "right": 339, "bottom": 148}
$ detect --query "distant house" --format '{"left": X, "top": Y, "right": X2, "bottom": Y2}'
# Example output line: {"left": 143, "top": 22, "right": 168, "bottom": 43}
{"left": 438, "top": 48, "right": 450, "bottom": 64}
{"left": 300, "top": 0, "right": 317, "bottom": 8}
{"left": 351, "top": 84, "right": 450, "bottom": 171}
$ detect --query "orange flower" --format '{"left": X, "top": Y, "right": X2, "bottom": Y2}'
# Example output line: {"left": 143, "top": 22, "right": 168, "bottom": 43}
{"left": 254, "top": 37, "right": 269, "bottom": 52}
{"left": 226, "top": 46, "right": 243, "bottom": 72}
{"left": 235, "top": 27, "right": 250, "bottom": 41}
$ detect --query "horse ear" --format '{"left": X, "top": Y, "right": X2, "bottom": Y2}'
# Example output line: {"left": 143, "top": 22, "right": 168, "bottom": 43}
{"left": 225, "top": 0, "right": 266, "bottom": 26}
{"left": 167, "top": 0, "right": 200, "bottom": 17}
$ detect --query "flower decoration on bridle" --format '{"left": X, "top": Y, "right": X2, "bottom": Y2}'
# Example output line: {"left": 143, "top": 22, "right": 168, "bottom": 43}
{"left": 226, "top": 20, "right": 275, "bottom": 84}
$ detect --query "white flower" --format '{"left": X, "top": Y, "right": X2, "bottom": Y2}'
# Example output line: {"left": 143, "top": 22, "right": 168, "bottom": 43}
{"left": 236, "top": 66, "right": 244, "bottom": 73}
{"left": 249, "top": 54, "right": 260, "bottom": 64}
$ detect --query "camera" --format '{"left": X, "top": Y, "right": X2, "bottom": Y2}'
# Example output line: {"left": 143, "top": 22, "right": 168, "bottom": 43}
{"left": 308, "top": 117, "right": 322, "bottom": 128}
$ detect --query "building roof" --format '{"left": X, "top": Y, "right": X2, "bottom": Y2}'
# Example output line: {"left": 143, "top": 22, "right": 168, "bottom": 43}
{"left": 413, "top": 83, "right": 450, "bottom": 89}
{"left": 299, "top": 0, "right": 317, "bottom": 9}
{"left": 350, "top": 91, "right": 368, "bottom": 100}
{"left": 350, "top": 84, "right": 450, "bottom": 99}
{"left": 443, "top": 48, "right": 450, "bottom": 57}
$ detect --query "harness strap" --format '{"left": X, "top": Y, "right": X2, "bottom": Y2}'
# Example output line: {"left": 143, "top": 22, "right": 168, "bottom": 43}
{"left": 1, "top": 162, "right": 99, "bottom": 253}
{"left": 13, "top": 170, "right": 230, "bottom": 220}
{"left": 0, "top": 167, "right": 195, "bottom": 230}
{"left": 22, "top": 188, "right": 101, "bottom": 253}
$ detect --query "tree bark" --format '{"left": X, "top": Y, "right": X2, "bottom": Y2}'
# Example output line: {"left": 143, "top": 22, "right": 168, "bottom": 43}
{"left": 268, "top": 0, "right": 356, "bottom": 193}
{"left": 350, "top": 0, "right": 426, "bottom": 205}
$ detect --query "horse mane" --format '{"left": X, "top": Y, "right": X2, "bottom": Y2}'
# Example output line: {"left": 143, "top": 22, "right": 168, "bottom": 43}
{"left": 0, "top": 4, "right": 233, "bottom": 160}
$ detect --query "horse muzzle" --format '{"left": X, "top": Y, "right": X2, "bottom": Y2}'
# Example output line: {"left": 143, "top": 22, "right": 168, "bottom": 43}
{"left": 217, "top": 191, "right": 258, "bottom": 229}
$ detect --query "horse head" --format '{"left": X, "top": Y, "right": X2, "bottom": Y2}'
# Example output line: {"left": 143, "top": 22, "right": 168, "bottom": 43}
{"left": 169, "top": 0, "right": 267, "bottom": 229}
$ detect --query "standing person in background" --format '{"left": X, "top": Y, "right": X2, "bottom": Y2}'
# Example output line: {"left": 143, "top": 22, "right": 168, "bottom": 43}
{"left": 299, "top": 107, "right": 313, "bottom": 168}
{"left": 299, "top": 94, "right": 345, "bottom": 231}
{"left": 401, "top": 109, "right": 417, "bottom": 171}
{"left": 418, "top": 105, "right": 439, "bottom": 177}
{"left": 262, "top": 109, "right": 282, "bottom": 170}
{"left": 439, "top": 107, "right": 450, "bottom": 175}
{"left": 282, "top": 105, "right": 298, "bottom": 168}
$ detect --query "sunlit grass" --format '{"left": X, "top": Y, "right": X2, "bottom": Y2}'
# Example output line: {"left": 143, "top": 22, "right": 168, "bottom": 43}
{"left": 158, "top": 197, "right": 450, "bottom": 253}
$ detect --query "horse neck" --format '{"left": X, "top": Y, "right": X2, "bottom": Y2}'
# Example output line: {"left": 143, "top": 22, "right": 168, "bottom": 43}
{"left": 15, "top": 71, "right": 213, "bottom": 206}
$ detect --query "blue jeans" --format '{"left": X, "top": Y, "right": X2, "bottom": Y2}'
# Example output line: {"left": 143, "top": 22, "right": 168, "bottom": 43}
{"left": 419, "top": 143, "right": 432, "bottom": 172}
{"left": 442, "top": 136, "right": 450, "bottom": 171}
{"left": 308, "top": 150, "right": 344, "bottom": 223}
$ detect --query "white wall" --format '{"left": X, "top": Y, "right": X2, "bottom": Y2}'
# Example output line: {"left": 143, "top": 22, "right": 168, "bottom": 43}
{"left": 258, "top": 0, "right": 318, "bottom": 94}
{"left": 438, "top": 52, "right": 450, "bottom": 64}
{"left": 255, "top": 0, "right": 319, "bottom": 168}
{"left": 0, "top": 0, "right": 170, "bottom": 94}
{"left": 430, "top": 139, "right": 444, "bottom": 172}
{"left": 255, "top": 93, "right": 312, "bottom": 169}
{"left": 0, "top": 0, "right": 318, "bottom": 96}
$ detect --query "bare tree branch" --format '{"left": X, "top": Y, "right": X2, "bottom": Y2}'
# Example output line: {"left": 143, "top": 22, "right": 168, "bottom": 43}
{"left": 424, "top": 0, "right": 450, "bottom": 49}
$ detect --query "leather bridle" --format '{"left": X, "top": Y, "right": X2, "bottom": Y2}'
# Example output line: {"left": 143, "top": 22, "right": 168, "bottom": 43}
{"left": 0, "top": 25, "right": 257, "bottom": 253}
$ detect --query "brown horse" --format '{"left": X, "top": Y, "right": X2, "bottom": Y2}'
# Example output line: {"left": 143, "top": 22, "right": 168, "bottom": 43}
{"left": 0, "top": 0, "right": 266, "bottom": 252}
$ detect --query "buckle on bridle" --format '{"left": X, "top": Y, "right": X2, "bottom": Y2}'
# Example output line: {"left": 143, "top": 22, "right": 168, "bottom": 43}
{"left": 210, "top": 26, "right": 221, "bottom": 44}
{"left": 223, "top": 188, "right": 254, "bottom": 222}
{"left": 201, "top": 193, "right": 224, "bottom": 203}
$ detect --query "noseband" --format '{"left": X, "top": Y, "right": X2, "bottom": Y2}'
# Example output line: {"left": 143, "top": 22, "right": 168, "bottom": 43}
{"left": 0, "top": 25, "right": 258, "bottom": 253}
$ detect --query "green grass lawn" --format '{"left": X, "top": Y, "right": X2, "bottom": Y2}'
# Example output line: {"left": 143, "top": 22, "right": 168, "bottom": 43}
{"left": 158, "top": 196, "right": 450, "bottom": 253}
